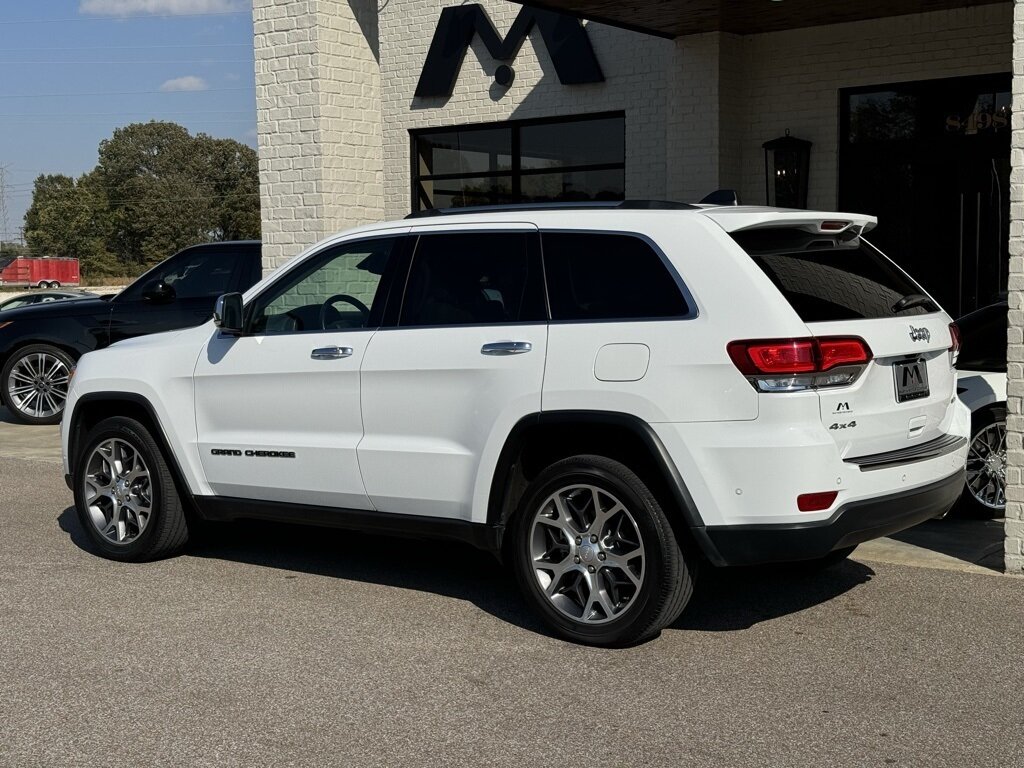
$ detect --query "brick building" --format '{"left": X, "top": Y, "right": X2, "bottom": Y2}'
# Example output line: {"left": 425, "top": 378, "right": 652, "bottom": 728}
{"left": 252, "top": 0, "right": 1024, "bottom": 572}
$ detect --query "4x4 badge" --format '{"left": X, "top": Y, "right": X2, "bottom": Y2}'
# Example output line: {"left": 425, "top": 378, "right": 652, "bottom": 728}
{"left": 909, "top": 325, "right": 931, "bottom": 343}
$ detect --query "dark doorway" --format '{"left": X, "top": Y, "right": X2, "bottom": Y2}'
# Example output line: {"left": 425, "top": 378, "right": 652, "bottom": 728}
{"left": 839, "top": 73, "right": 1010, "bottom": 316}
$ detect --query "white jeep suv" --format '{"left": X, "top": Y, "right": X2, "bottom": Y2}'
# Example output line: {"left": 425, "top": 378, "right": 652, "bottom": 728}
{"left": 62, "top": 202, "right": 970, "bottom": 646}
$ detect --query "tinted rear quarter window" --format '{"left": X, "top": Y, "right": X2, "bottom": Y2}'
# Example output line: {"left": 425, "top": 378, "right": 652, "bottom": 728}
{"left": 542, "top": 232, "right": 690, "bottom": 321}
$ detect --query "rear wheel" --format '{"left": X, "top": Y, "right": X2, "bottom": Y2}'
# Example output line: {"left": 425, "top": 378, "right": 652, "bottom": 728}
{"left": 49, "top": 281, "right": 61, "bottom": 289}
{"left": 1, "top": 344, "right": 74, "bottom": 425}
{"left": 511, "top": 455, "right": 694, "bottom": 646}
{"left": 73, "top": 416, "right": 189, "bottom": 561}
{"left": 962, "top": 405, "right": 1006, "bottom": 517}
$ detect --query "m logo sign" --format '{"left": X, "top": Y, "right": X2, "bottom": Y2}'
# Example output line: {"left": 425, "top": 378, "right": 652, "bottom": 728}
{"left": 415, "top": 4, "right": 604, "bottom": 98}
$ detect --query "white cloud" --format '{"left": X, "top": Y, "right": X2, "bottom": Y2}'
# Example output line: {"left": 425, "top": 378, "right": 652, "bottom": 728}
{"left": 79, "top": 0, "right": 245, "bottom": 17}
{"left": 159, "top": 75, "right": 209, "bottom": 92}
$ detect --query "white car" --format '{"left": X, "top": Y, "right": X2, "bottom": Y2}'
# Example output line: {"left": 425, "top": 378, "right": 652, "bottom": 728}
{"left": 61, "top": 202, "right": 969, "bottom": 646}
{"left": 955, "top": 302, "right": 1008, "bottom": 515}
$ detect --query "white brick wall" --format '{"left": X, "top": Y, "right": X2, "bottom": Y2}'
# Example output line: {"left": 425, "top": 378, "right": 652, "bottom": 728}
{"left": 254, "top": 0, "right": 383, "bottom": 273}
{"left": 378, "top": 0, "right": 674, "bottom": 219}
{"left": 1005, "top": 0, "right": 1024, "bottom": 575}
{"left": 731, "top": 5, "right": 1012, "bottom": 209}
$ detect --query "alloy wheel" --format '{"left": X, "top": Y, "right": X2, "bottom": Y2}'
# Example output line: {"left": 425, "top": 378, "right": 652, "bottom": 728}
{"left": 965, "top": 421, "right": 1006, "bottom": 510}
{"left": 529, "top": 484, "right": 646, "bottom": 624}
{"left": 83, "top": 438, "right": 154, "bottom": 545}
{"left": 6, "top": 352, "right": 70, "bottom": 420}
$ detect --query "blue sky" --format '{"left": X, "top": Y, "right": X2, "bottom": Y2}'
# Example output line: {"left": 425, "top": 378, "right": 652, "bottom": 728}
{"left": 0, "top": 0, "right": 256, "bottom": 241}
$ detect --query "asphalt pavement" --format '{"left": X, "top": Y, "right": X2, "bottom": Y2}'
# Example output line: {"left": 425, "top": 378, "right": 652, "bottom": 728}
{"left": 1, "top": 453, "right": 1022, "bottom": 768}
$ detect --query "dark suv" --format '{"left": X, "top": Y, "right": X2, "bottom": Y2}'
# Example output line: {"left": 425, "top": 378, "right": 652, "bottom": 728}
{"left": 0, "top": 241, "right": 262, "bottom": 425}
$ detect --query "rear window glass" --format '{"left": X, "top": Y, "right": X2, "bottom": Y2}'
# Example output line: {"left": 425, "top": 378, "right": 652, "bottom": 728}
{"left": 542, "top": 232, "right": 690, "bottom": 321}
{"left": 731, "top": 228, "right": 935, "bottom": 322}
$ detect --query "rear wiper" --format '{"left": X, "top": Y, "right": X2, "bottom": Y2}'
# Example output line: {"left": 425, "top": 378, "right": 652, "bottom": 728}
{"left": 892, "top": 293, "right": 936, "bottom": 313}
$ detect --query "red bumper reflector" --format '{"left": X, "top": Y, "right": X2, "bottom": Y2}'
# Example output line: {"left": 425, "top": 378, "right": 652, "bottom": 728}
{"left": 797, "top": 491, "right": 838, "bottom": 512}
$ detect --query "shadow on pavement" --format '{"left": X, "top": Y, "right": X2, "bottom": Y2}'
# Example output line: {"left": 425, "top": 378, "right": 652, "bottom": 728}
{"left": 888, "top": 514, "right": 1005, "bottom": 571}
{"left": 58, "top": 506, "right": 877, "bottom": 639}
{"left": 673, "top": 559, "right": 875, "bottom": 632}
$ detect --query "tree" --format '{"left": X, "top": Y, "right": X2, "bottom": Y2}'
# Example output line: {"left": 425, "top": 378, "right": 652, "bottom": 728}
{"left": 24, "top": 121, "right": 260, "bottom": 277}
{"left": 23, "top": 174, "right": 108, "bottom": 266}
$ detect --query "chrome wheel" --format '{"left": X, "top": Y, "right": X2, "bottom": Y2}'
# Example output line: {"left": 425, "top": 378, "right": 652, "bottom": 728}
{"left": 6, "top": 351, "right": 70, "bottom": 420}
{"left": 83, "top": 438, "right": 153, "bottom": 545}
{"left": 966, "top": 421, "right": 1006, "bottom": 510}
{"left": 529, "top": 484, "right": 646, "bottom": 625}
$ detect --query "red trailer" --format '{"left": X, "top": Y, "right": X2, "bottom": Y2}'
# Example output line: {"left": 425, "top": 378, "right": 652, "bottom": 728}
{"left": 0, "top": 256, "right": 80, "bottom": 288}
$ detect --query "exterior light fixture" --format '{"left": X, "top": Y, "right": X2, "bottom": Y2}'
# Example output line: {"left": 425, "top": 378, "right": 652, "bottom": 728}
{"left": 763, "top": 130, "right": 811, "bottom": 209}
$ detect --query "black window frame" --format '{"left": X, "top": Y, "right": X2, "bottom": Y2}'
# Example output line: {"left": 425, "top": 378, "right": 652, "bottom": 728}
{"left": 410, "top": 111, "right": 626, "bottom": 212}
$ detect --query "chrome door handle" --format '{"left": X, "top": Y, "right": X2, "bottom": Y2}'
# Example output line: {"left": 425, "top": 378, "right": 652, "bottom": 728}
{"left": 481, "top": 341, "right": 532, "bottom": 356}
{"left": 311, "top": 346, "right": 353, "bottom": 360}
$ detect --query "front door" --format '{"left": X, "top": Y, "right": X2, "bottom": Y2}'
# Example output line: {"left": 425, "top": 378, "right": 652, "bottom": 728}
{"left": 358, "top": 226, "right": 548, "bottom": 521}
{"left": 193, "top": 234, "right": 405, "bottom": 508}
{"left": 839, "top": 73, "right": 1010, "bottom": 317}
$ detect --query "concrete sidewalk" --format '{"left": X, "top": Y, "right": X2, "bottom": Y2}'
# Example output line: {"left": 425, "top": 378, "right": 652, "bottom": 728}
{"left": 0, "top": 404, "right": 1009, "bottom": 575}
{"left": 0, "top": 407, "right": 61, "bottom": 463}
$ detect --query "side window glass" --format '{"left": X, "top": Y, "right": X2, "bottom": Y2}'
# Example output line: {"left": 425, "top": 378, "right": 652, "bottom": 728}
{"left": 120, "top": 248, "right": 235, "bottom": 302}
{"left": 248, "top": 238, "right": 397, "bottom": 334}
{"left": 161, "top": 250, "right": 236, "bottom": 299}
{"left": 542, "top": 232, "right": 690, "bottom": 321}
{"left": 399, "top": 232, "right": 545, "bottom": 327}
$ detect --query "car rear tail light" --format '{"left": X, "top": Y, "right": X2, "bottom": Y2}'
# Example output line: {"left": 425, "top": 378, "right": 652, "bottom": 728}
{"left": 727, "top": 336, "right": 872, "bottom": 393}
{"left": 948, "top": 322, "right": 961, "bottom": 367}
{"left": 797, "top": 491, "right": 838, "bottom": 512}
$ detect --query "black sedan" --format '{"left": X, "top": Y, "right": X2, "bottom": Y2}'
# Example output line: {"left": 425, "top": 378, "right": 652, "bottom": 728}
{"left": 0, "top": 290, "right": 97, "bottom": 311}
{"left": 0, "top": 241, "right": 262, "bottom": 425}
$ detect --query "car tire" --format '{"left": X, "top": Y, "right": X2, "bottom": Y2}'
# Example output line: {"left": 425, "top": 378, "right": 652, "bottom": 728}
{"left": 510, "top": 454, "right": 695, "bottom": 647}
{"left": 50, "top": 281, "right": 60, "bottom": 289}
{"left": 1, "top": 344, "right": 75, "bottom": 425}
{"left": 73, "top": 416, "right": 189, "bottom": 561}
{"left": 961, "top": 404, "right": 1006, "bottom": 518}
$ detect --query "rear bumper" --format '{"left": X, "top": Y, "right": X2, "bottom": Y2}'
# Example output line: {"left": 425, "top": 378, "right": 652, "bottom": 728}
{"left": 701, "top": 469, "right": 964, "bottom": 566}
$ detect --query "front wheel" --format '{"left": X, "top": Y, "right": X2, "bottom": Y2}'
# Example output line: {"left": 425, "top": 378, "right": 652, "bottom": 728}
{"left": 511, "top": 455, "right": 695, "bottom": 646}
{"left": 73, "top": 416, "right": 189, "bottom": 561}
{"left": 1, "top": 344, "right": 74, "bottom": 425}
{"left": 962, "top": 405, "right": 1006, "bottom": 517}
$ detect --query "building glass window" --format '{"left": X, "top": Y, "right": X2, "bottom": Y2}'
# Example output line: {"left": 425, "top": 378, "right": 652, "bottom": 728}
{"left": 412, "top": 113, "right": 625, "bottom": 211}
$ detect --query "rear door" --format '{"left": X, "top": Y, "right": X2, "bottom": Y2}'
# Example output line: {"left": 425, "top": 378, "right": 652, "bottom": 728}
{"left": 357, "top": 224, "right": 548, "bottom": 521}
{"left": 729, "top": 223, "right": 956, "bottom": 458}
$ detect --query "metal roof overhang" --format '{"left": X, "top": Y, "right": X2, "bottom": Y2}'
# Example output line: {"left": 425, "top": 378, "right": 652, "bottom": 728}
{"left": 512, "top": 0, "right": 1008, "bottom": 39}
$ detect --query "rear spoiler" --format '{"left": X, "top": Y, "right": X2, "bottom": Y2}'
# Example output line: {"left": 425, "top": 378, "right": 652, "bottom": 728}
{"left": 701, "top": 209, "right": 878, "bottom": 235}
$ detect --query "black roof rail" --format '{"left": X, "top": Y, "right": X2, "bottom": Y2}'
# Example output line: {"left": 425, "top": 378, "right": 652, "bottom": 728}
{"left": 405, "top": 200, "right": 699, "bottom": 219}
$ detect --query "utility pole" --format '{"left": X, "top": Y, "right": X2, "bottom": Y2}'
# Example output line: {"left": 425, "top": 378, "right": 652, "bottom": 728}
{"left": 0, "top": 164, "right": 9, "bottom": 257}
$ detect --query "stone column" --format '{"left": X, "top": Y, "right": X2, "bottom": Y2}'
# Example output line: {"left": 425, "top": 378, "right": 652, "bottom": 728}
{"left": 665, "top": 32, "right": 744, "bottom": 204}
{"left": 253, "top": 0, "right": 384, "bottom": 275}
{"left": 1005, "top": 0, "right": 1024, "bottom": 574}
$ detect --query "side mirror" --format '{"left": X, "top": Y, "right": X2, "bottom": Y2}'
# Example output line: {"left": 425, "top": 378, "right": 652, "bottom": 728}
{"left": 214, "top": 292, "right": 244, "bottom": 334}
{"left": 142, "top": 279, "right": 176, "bottom": 304}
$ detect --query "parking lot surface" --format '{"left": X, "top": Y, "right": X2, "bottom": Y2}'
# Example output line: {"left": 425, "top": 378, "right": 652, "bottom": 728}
{"left": 1, "top": 454, "right": 1022, "bottom": 767}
